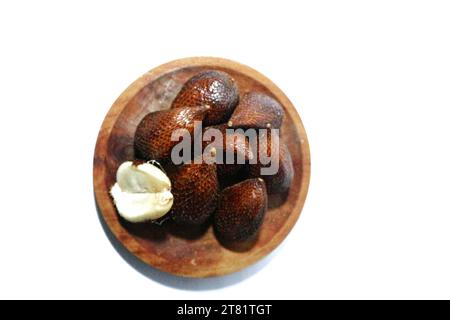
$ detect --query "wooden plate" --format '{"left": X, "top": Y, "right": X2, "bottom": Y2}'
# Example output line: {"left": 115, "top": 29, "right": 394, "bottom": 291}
{"left": 93, "top": 57, "right": 310, "bottom": 278}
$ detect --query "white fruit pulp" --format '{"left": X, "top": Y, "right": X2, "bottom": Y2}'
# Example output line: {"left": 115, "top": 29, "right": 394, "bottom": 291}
{"left": 110, "top": 161, "right": 173, "bottom": 222}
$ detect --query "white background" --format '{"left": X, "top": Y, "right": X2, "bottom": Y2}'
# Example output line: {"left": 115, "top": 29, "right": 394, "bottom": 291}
{"left": 0, "top": 0, "right": 449, "bottom": 299}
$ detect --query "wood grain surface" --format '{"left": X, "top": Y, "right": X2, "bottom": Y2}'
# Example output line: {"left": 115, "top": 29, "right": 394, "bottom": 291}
{"left": 93, "top": 57, "right": 311, "bottom": 278}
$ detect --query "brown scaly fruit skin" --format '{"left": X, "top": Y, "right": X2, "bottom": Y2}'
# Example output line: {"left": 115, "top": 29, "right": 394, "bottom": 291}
{"left": 228, "top": 92, "right": 285, "bottom": 129}
{"left": 134, "top": 106, "right": 208, "bottom": 162}
{"left": 248, "top": 130, "right": 294, "bottom": 194}
{"left": 171, "top": 70, "right": 239, "bottom": 126}
{"left": 167, "top": 161, "right": 219, "bottom": 225}
{"left": 214, "top": 178, "right": 268, "bottom": 242}
{"left": 202, "top": 124, "right": 253, "bottom": 179}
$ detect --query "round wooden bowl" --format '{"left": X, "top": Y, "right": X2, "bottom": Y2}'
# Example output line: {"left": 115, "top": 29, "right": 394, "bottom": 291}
{"left": 93, "top": 57, "right": 310, "bottom": 278}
